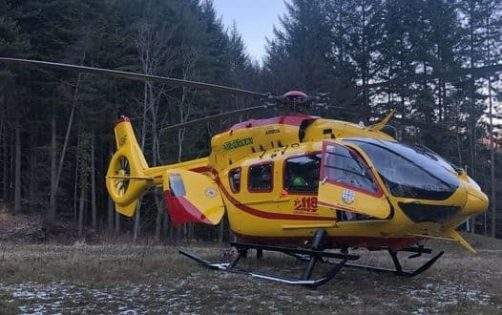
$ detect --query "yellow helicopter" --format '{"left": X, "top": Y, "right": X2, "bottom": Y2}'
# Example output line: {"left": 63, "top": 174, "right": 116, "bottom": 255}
{"left": 0, "top": 57, "right": 493, "bottom": 288}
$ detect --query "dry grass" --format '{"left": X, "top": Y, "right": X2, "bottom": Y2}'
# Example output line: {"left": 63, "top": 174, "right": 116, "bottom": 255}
{"left": 1, "top": 206, "right": 501, "bottom": 313}
{"left": 0, "top": 235, "right": 501, "bottom": 314}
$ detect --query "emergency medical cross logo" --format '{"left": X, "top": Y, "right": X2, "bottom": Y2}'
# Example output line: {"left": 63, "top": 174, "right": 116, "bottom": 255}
{"left": 342, "top": 189, "right": 355, "bottom": 204}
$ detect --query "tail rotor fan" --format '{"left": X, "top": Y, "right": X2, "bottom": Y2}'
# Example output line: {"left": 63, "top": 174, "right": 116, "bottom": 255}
{"left": 107, "top": 152, "right": 147, "bottom": 208}
{"left": 105, "top": 118, "right": 150, "bottom": 217}
{"left": 114, "top": 156, "right": 130, "bottom": 196}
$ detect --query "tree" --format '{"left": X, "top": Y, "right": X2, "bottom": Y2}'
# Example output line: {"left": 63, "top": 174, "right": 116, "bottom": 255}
{"left": 2, "top": 0, "right": 499, "bottom": 240}
{"left": 264, "top": 0, "right": 501, "bottom": 236}
{"left": 265, "top": 0, "right": 334, "bottom": 94}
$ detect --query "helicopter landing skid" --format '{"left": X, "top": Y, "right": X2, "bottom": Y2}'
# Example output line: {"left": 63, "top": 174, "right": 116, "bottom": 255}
{"left": 178, "top": 241, "right": 359, "bottom": 289}
{"left": 343, "top": 248, "right": 444, "bottom": 277}
{"left": 179, "top": 232, "right": 443, "bottom": 288}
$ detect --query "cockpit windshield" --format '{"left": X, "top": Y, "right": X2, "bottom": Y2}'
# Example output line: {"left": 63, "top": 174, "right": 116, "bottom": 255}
{"left": 346, "top": 139, "right": 460, "bottom": 200}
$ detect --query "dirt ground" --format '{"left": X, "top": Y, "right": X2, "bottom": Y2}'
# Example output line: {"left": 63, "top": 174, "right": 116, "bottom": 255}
{"left": 0, "top": 235, "right": 501, "bottom": 314}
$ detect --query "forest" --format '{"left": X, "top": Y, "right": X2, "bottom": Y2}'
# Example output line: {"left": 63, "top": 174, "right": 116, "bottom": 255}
{"left": 0, "top": 0, "right": 501, "bottom": 241}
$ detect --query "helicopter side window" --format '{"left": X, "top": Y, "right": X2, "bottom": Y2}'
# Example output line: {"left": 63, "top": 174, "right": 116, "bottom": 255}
{"left": 284, "top": 154, "right": 321, "bottom": 193}
{"left": 248, "top": 162, "right": 273, "bottom": 192}
{"left": 322, "top": 143, "right": 379, "bottom": 195}
{"left": 228, "top": 167, "right": 241, "bottom": 193}
{"left": 169, "top": 173, "right": 186, "bottom": 197}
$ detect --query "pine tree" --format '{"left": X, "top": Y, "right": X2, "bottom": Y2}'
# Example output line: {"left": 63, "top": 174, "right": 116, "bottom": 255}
{"left": 265, "top": 0, "right": 334, "bottom": 94}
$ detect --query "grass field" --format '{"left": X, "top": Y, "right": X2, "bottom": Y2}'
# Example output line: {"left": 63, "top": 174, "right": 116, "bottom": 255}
{"left": 0, "top": 235, "right": 501, "bottom": 314}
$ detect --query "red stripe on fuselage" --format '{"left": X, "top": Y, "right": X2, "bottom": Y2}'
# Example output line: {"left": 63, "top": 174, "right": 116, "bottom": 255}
{"left": 189, "top": 166, "right": 212, "bottom": 174}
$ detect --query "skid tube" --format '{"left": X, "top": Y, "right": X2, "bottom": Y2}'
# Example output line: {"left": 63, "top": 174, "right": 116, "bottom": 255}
{"left": 343, "top": 248, "right": 444, "bottom": 277}
{"left": 179, "top": 229, "right": 360, "bottom": 288}
{"left": 179, "top": 244, "right": 359, "bottom": 288}
{"left": 179, "top": 232, "right": 444, "bottom": 288}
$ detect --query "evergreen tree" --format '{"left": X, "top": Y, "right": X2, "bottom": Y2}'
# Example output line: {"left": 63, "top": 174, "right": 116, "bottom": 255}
{"left": 0, "top": 0, "right": 500, "bottom": 237}
{"left": 264, "top": 0, "right": 333, "bottom": 94}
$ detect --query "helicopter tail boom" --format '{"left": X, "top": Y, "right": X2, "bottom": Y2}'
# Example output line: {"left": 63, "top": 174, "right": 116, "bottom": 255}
{"left": 105, "top": 116, "right": 224, "bottom": 224}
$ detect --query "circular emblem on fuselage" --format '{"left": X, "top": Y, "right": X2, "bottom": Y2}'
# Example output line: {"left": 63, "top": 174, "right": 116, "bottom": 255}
{"left": 341, "top": 189, "right": 355, "bottom": 204}
{"left": 205, "top": 187, "right": 217, "bottom": 199}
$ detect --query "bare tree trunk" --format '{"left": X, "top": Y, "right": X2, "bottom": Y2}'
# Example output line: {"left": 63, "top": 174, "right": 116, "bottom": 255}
{"left": 50, "top": 80, "right": 80, "bottom": 222}
{"left": 176, "top": 224, "right": 183, "bottom": 242}
{"left": 14, "top": 119, "right": 21, "bottom": 213}
{"left": 488, "top": 77, "right": 496, "bottom": 238}
{"left": 468, "top": 3, "right": 477, "bottom": 234}
{"left": 169, "top": 219, "right": 175, "bottom": 241}
{"left": 133, "top": 207, "right": 141, "bottom": 241}
{"left": 73, "top": 158, "right": 78, "bottom": 224}
{"left": 115, "top": 211, "right": 121, "bottom": 234}
{"left": 154, "top": 192, "right": 163, "bottom": 241}
{"left": 0, "top": 97, "right": 3, "bottom": 148}
{"left": 90, "top": 133, "right": 97, "bottom": 229}
{"left": 48, "top": 113, "right": 57, "bottom": 222}
{"left": 150, "top": 83, "right": 164, "bottom": 242}
{"left": 0, "top": 106, "right": 4, "bottom": 201}
{"left": 106, "top": 146, "right": 114, "bottom": 230}
{"left": 78, "top": 182, "right": 86, "bottom": 236}
{"left": 2, "top": 122, "right": 8, "bottom": 202}
{"left": 471, "top": 124, "right": 478, "bottom": 234}
{"left": 135, "top": 18, "right": 177, "bottom": 242}
{"left": 177, "top": 129, "right": 185, "bottom": 163}
{"left": 9, "top": 135, "right": 14, "bottom": 203}
{"left": 28, "top": 138, "right": 36, "bottom": 212}
{"left": 133, "top": 82, "right": 149, "bottom": 242}
{"left": 108, "top": 196, "right": 114, "bottom": 230}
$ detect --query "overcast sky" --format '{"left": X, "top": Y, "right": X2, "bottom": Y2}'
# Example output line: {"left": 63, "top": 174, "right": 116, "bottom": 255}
{"left": 212, "top": 0, "right": 288, "bottom": 64}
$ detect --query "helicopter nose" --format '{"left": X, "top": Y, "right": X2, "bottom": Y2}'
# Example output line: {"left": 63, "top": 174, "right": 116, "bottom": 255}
{"left": 462, "top": 189, "right": 489, "bottom": 216}
{"left": 459, "top": 175, "right": 489, "bottom": 216}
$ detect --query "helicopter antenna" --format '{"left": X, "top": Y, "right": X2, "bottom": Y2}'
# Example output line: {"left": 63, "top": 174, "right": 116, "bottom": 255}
{"left": 368, "top": 109, "right": 396, "bottom": 131}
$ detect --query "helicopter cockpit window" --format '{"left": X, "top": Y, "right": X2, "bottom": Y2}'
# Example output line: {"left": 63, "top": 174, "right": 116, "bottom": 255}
{"left": 228, "top": 168, "right": 241, "bottom": 193}
{"left": 248, "top": 162, "right": 273, "bottom": 192}
{"left": 322, "top": 143, "right": 379, "bottom": 194}
{"left": 284, "top": 154, "right": 321, "bottom": 193}
{"left": 347, "top": 139, "right": 459, "bottom": 200}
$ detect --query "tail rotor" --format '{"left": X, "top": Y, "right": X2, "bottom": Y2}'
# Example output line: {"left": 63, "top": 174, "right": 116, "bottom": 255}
{"left": 106, "top": 116, "right": 151, "bottom": 217}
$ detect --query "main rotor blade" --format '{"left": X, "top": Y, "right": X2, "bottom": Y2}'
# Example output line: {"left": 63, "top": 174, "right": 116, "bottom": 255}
{"left": 362, "top": 64, "right": 502, "bottom": 89}
{"left": 161, "top": 104, "right": 279, "bottom": 131}
{"left": 162, "top": 102, "right": 365, "bottom": 132}
{"left": 0, "top": 57, "right": 270, "bottom": 98}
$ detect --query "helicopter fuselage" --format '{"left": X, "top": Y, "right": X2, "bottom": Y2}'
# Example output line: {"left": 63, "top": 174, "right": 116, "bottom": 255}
{"left": 107, "top": 114, "right": 488, "bottom": 252}
{"left": 203, "top": 114, "right": 488, "bottom": 250}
